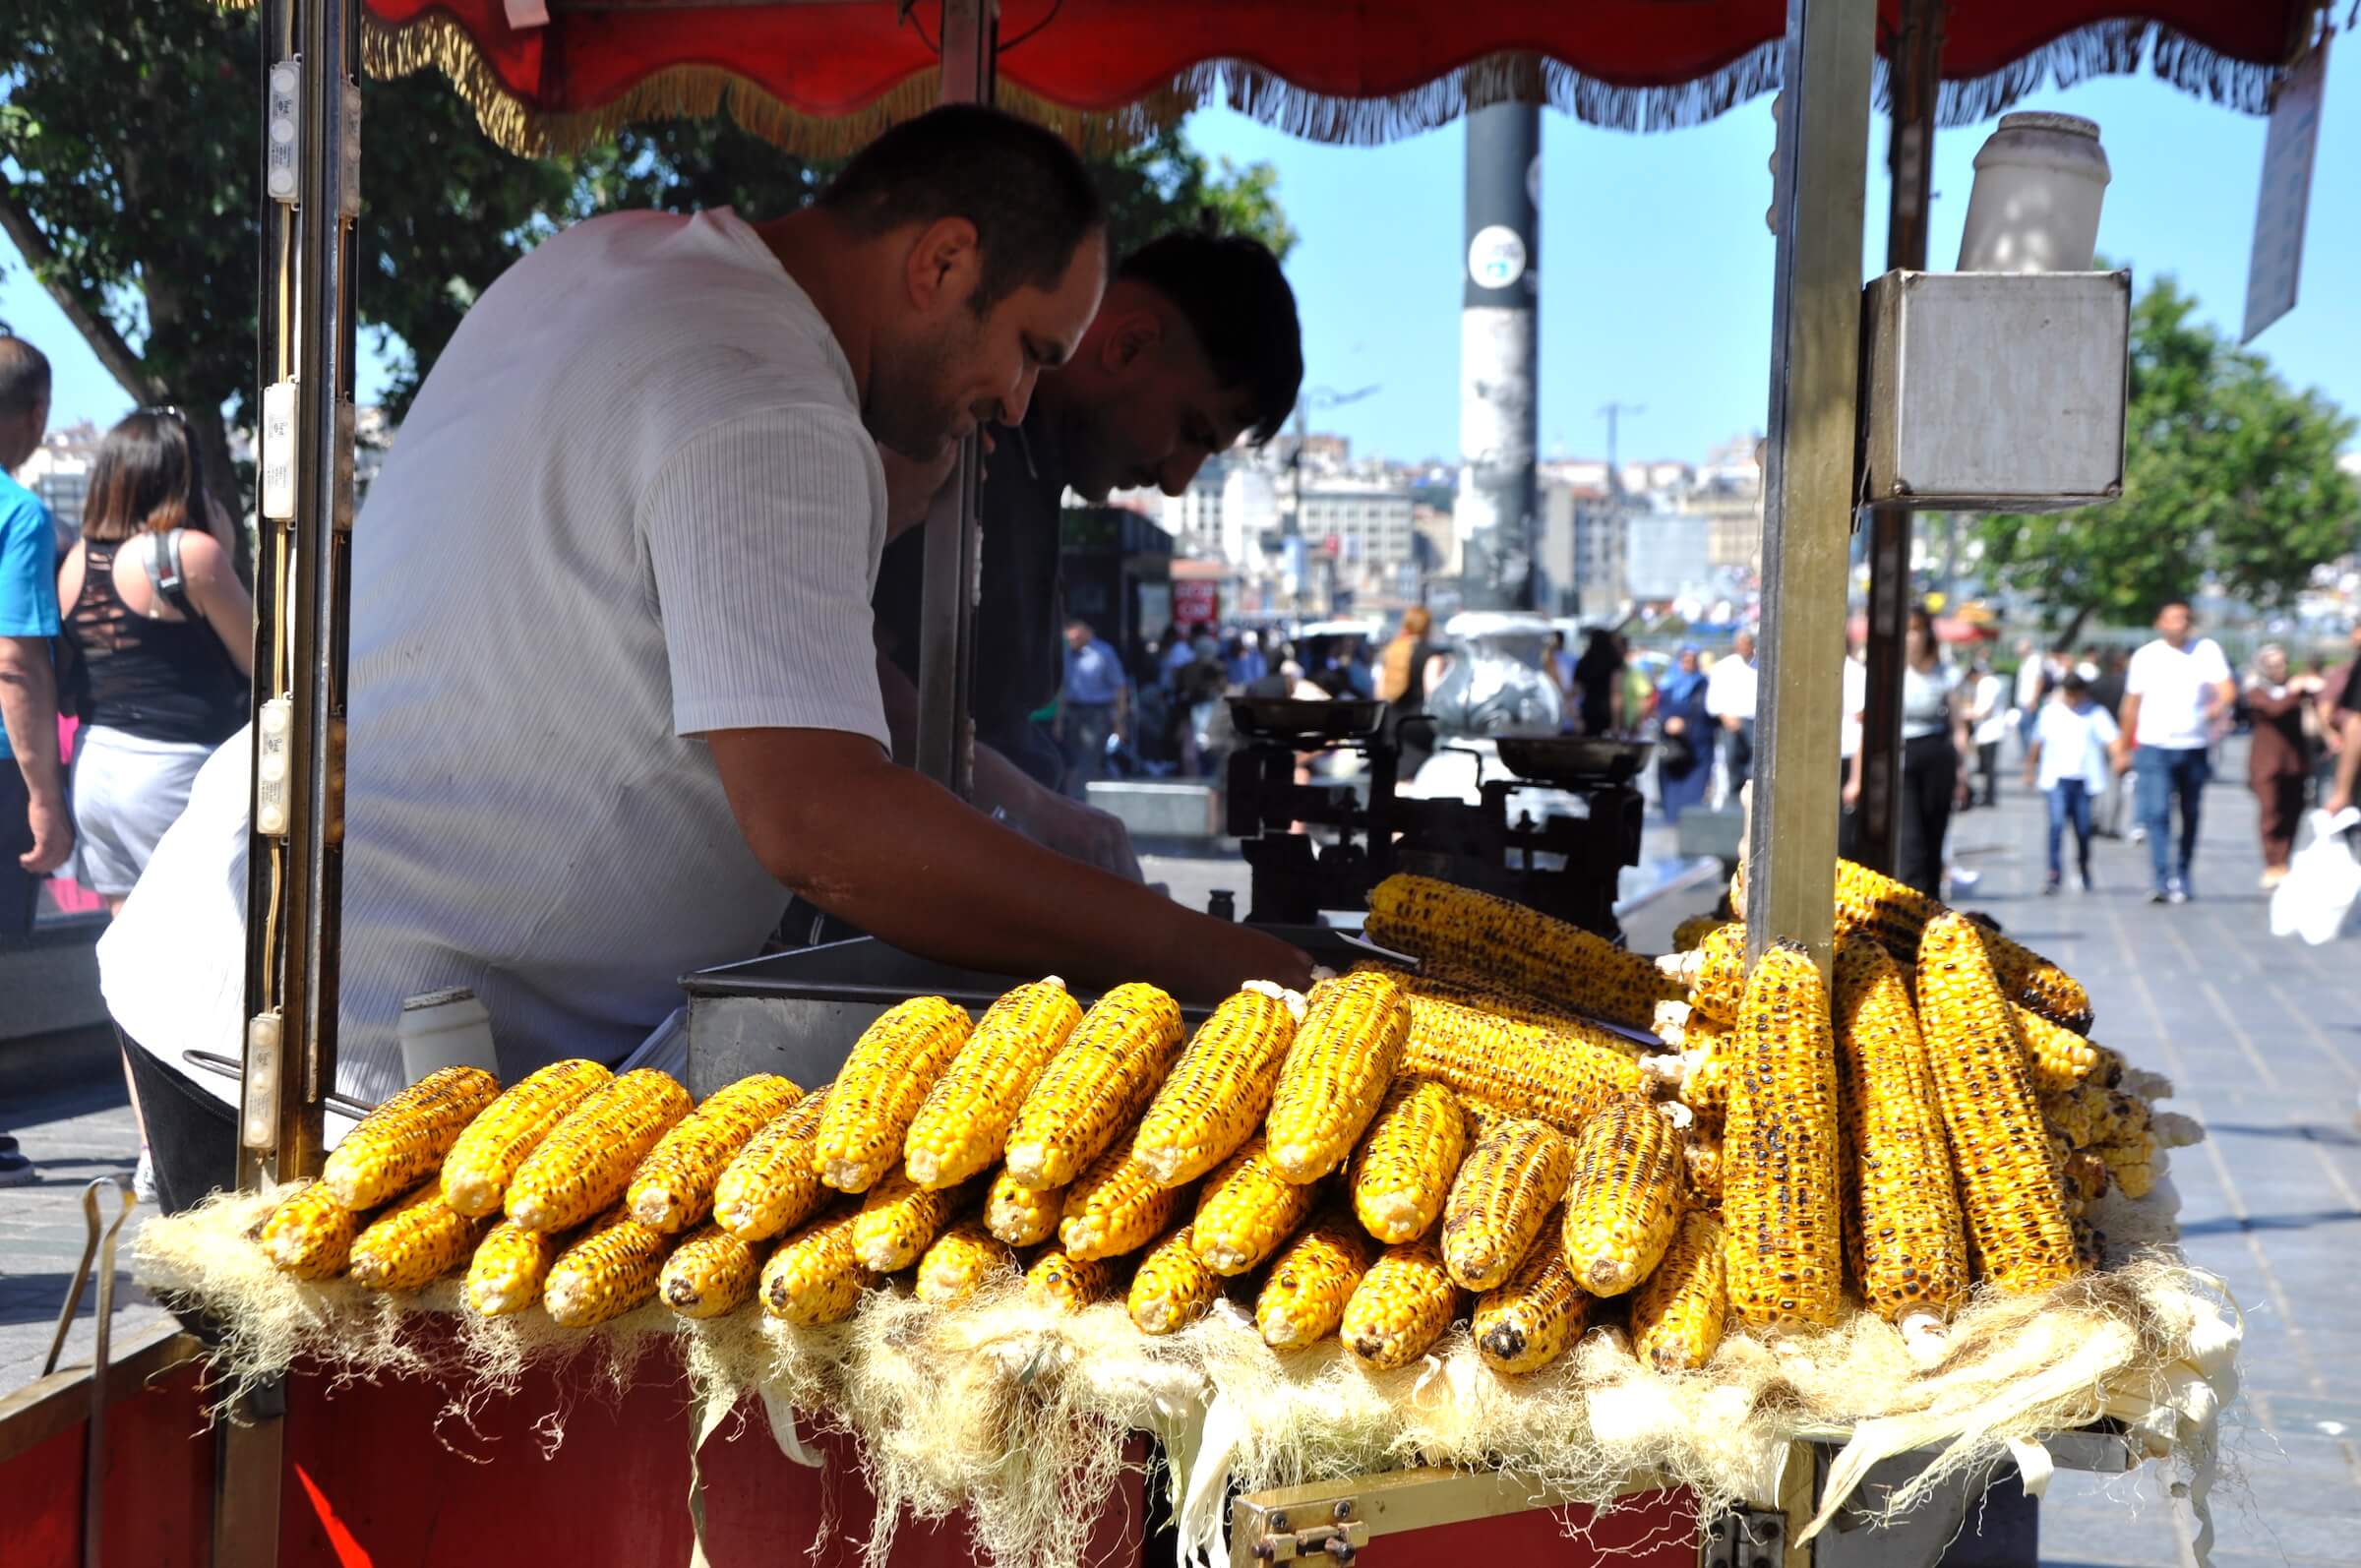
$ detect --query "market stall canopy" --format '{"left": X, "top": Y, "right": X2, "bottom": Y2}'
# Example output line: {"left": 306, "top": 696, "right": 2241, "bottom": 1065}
{"left": 357, "top": 0, "right": 2320, "bottom": 155}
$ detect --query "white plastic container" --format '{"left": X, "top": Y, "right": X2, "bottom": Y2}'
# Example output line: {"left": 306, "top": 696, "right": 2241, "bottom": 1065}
{"left": 1956, "top": 112, "right": 2110, "bottom": 273}
{"left": 397, "top": 987, "right": 498, "bottom": 1082}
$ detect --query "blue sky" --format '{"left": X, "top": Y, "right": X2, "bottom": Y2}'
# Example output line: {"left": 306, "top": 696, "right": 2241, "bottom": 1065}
{"left": 7, "top": 45, "right": 2357, "bottom": 466}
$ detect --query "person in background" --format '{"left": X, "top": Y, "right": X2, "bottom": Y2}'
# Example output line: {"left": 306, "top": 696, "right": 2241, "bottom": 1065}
{"left": 1227, "top": 629, "right": 1267, "bottom": 689}
{"left": 2010, "top": 636, "right": 2046, "bottom": 756}
{"left": 1572, "top": 628, "right": 1626, "bottom": 739}
{"left": 1342, "top": 637, "right": 1375, "bottom": 700}
{"left": 1965, "top": 655, "right": 2009, "bottom": 809}
{"left": 1655, "top": 644, "right": 1714, "bottom": 824}
{"left": 1838, "top": 636, "right": 1868, "bottom": 859}
{"left": 1706, "top": 628, "right": 1758, "bottom": 802}
{"left": 2318, "top": 625, "right": 2361, "bottom": 816}
{"left": 2024, "top": 670, "right": 2116, "bottom": 895}
{"left": 1542, "top": 629, "right": 1577, "bottom": 732}
{"left": 2084, "top": 647, "right": 2130, "bottom": 838}
{"left": 2113, "top": 601, "right": 2234, "bottom": 904}
{"left": 2243, "top": 644, "right": 2317, "bottom": 888}
{"left": 1058, "top": 617, "right": 1128, "bottom": 798}
{"left": 1376, "top": 605, "right": 1443, "bottom": 777}
{"left": 0, "top": 333, "right": 66, "bottom": 1186}
{"left": 1897, "top": 605, "right": 1969, "bottom": 902}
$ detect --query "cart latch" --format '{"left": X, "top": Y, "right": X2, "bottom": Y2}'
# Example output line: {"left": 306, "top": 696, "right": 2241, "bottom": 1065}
{"left": 1698, "top": 1503, "right": 1788, "bottom": 1568}
{"left": 1249, "top": 1500, "right": 1372, "bottom": 1562}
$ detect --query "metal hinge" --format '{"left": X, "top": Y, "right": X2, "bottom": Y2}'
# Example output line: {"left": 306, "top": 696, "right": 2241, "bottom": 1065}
{"left": 1699, "top": 1503, "right": 1789, "bottom": 1568}
{"left": 1247, "top": 1498, "right": 1373, "bottom": 1563}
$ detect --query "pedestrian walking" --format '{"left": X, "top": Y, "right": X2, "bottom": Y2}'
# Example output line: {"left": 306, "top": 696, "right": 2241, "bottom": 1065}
{"left": 1377, "top": 606, "right": 1446, "bottom": 778}
{"left": 1572, "top": 629, "right": 1627, "bottom": 738}
{"left": 1898, "top": 606, "right": 1970, "bottom": 903}
{"left": 2114, "top": 601, "right": 2235, "bottom": 903}
{"left": 1837, "top": 638, "right": 1867, "bottom": 859}
{"left": 1705, "top": 628, "right": 1758, "bottom": 801}
{"left": 1655, "top": 645, "right": 1714, "bottom": 824}
{"left": 2023, "top": 671, "right": 2117, "bottom": 894}
{"left": 2319, "top": 626, "right": 2361, "bottom": 818}
{"left": 1058, "top": 618, "right": 1129, "bottom": 797}
{"left": 2244, "top": 645, "right": 2319, "bottom": 888}
{"left": 1965, "top": 656, "right": 2008, "bottom": 809}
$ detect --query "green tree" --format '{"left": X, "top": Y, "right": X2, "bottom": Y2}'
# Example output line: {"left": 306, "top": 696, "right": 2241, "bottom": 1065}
{"left": 1974, "top": 274, "right": 2359, "bottom": 645}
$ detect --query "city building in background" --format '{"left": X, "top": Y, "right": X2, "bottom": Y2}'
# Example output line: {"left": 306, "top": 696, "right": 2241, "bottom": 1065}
{"left": 19, "top": 420, "right": 101, "bottom": 550}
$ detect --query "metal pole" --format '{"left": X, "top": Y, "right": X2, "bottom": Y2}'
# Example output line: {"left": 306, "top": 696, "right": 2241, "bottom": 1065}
{"left": 1857, "top": 0, "right": 1944, "bottom": 873}
{"left": 1743, "top": 0, "right": 1876, "bottom": 976}
{"left": 1454, "top": 101, "right": 1541, "bottom": 613}
{"left": 912, "top": 0, "right": 997, "bottom": 796}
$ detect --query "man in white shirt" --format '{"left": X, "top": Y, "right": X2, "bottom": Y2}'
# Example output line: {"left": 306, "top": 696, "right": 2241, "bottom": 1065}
{"left": 1705, "top": 629, "right": 1758, "bottom": 802}
{"left": 1964, "top": 658, "right": 2009, "bottom": 809}
{"left": 2113, "top": 600, "right": 2234, "bottom": 903}
{"left": 100, "top": 107, "right": 1309, "bottom": 1200}
{"left": 2023, "top": 671, "right": 2118, "bottom": 893}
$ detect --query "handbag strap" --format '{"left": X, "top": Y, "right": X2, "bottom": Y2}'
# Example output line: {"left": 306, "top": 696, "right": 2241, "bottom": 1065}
{"left": 144, "top": 528, "right": 198, "bottom": 620}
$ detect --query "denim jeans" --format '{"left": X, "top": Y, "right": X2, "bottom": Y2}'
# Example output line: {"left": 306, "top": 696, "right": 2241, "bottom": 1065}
{"left": 2045, "top": 779, "right": 2092, "bottom": 881}
{"left": 2133, "top": 744, "right": 2210, "bottom": 892}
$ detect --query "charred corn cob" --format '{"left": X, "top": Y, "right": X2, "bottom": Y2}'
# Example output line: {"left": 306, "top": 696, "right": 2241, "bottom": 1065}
{"left": 851, "top": 1169, "right": 968, "bottom": 1273}
{"left": 1024, "top": 1247, "right": 1119, "bottom": 1312}
{"left": 348, "top": 1182, "right": 489, "bottom": 1292}
{"left": 1683, "top": 1131, "right": 1725, "bottom": 1205}
{"left": 1808, "top": 858, "right": 2094, "bottom": 1031}
{"left": 711, "top": 1087, "right": 831, "bottom": 1243}
{"left": 629, "top": 1073, "right": 803, "bottom": 1233}
{"left": 1670, "top": 914, "right": 1734, "bottom": 953}
{"left": 1399, "top": 995, "right": 1644, "bottom": 1133}
{"left": 759, "top": 1206, "right": 875, "bottom": 1326}
{"left": 1002, "top": 983, "right": 1184, "bottom": 1190}
{"left": 1131, "top": 983, "right": 1301, "bottom": 1186}
{"left": 984, "top": 1166, "right": 1064, "bottom": 1246}
{"left": 1364, "top": 874, "right": 1673, "bottom": 1031}
{"left": 1441, "top": 1116, "right": 1576, "bottom": 1293}
{"left": 902, "top": 979, "right": 1083, "bottom": 1190}
{"left": 1473, "top": 1212, "right": 1590, "bottom": 1375}
{"left": 1833, "top": 938, "right": 1969, "bottom": 1325}
{"left": 2096, "top": 1127, "right": 2159, "bottom": 1199}
{"left": 816, "top": 997, "right": 972, "bottom": 1192}
{"left": 659, "top": 1225, "right": 759, "bottom": 1320}
{"left": 1191, "top": 1136, "right": 1318, "bottom": 1275}
{"left": 464, "top": 1218, "right": 566, "bottom": 1317}
{"left": 322, "top": 1064, "right": 502, "bottom": 1210}
{"left": 1342, "top": 1236, "right": 1458, "bottom": 1370}
{"left": 1348, "top": 1078, "right": 1467, "bottom": 1243}
{"left": 1631, "top": 1209, "right": 1729, "bottom": 1371}
{"left": 1059, "top": 1145, "right": 1183, "bottom": 1261}
{"left": 1721, "top": 941, "right": 1845, "bottom": 1331}
{"left": 260, "top": 1182, "right": 358, "bottom": 1279}
{"left": 1915, "top": 913, "right": 2083, "bottom": 1295}
{"left": 2061, "top": 1149, "right": 2111, "bottom": 1205}
{"left": 441, "top": 1058, "right": 613, "bottom": 1218}
{"left": 1255, "top": 1215, "right": 1371, "bottom": 1350}
{"left": 1559, "top": 1095, "right": 1686, "bottom": 1297}
{"left": 1264, "top": 971, "right": 1410, "bottom": 1183}
{"left": 505, "top": 1069, "right": 693, "bottom": 1234}
{"left": 2017, "top": 1008, "right": 2120, "bottom": 1092}
{"left": 1658, "top": 922, "right": 1750, "bottom": 1028}
{"left": 1127, "top": 1225, "right": 1224, "bottom": 1335}
{"left": 1354, "top": 963, "right": 1598, "bottom": 1035}
{"left": 543, "top": 1209, "right": 670, "bottom": 1327}
{"left": 2040, "top": 1082, "right": 2147, "bottom": 1150}
{"left": 915, "top": 1219, "right": 1013, "bottom": 1306}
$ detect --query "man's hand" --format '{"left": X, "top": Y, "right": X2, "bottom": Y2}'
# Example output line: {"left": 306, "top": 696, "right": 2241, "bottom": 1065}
{"left": 21, "top": 790, "right": 72, "bottom": 875}
{"left": 1841, "top": 777, "right": 1861, "bottom": 811}
{"left": 1010, "top": 787, "right": 1143, "bottom": 882}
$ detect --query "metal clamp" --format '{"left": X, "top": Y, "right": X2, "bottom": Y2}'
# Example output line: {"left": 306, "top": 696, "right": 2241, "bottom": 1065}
{"left": 1248, "top": 1501, "right": 1371, "bottom": 1563}
{"left": 1699, "top": 1502, "right": 1789, "bottom": 1568}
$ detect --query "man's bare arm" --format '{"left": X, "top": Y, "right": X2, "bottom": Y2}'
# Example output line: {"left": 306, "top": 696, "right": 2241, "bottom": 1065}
{"left": 0, "top": 635, "right": 71, "bottom": 874}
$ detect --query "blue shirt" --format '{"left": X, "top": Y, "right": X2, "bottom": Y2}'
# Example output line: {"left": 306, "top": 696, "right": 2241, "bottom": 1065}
{"left": 1228, "top": 647, "right": 1268, "bottom": 687}
{"left": 1064, "top": 636, "right": 1127, "bottom": 706}
{"left": 0, "top": 472, "right": 60, "bottom": 761}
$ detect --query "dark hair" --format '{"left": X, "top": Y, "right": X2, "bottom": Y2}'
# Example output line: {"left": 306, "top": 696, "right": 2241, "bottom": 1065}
{"left": 818, "top": 104, "right": 1104, "bottom": 312}
{"left": 1907, "top": 604, "right": 1935, "bottom": 634}
{"left": 0, "top": 335, "right": 49, "bottom": 419}
{"left": 2060, "top": 671, "right": 2089, "bottom": 694}
{"left": 1120, "top": 232, "right": 1302, "bottom": 445}
{"left": 83, "top": 410, "right": 211, "bottom": 544}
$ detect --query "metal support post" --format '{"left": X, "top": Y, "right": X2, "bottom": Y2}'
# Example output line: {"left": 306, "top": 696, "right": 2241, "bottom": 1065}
{"left": 1744, "top": 0, "right": 1876, "bottom": 975}
{"left": 913, "top": 0, "right": 997, "bottom": 796}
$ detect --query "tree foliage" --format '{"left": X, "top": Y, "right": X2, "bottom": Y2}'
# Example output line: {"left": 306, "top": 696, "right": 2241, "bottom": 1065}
{"left": 1974, "top": 273, "right": 2359, "bottom": 644}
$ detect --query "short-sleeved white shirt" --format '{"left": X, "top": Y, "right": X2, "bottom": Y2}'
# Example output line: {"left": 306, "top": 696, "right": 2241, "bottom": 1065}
{"left": 2125, "top": 636, "right": 2231, "bottom": 750}
{"left": 101, "top": 210, "right": 889, "bottom": 1106}
{"left": 1705, "top": 654, "right": 1758, "bottom": 722}
{"left": 2032, "top": 698, "right": 2118, "bottom": 793}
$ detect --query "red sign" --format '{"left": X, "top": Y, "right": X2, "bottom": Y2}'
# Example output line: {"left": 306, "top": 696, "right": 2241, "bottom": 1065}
{"left": 1172, "top": 579, "right": 1221, "bottom": 628}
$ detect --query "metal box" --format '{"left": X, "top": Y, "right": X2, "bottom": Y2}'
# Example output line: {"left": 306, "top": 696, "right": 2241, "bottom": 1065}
{"left": 1084, "top": 779, "right": 1224, "bottom": 838}
{"left": 1861, "top": 270, "right": 2130, "bottom": 513}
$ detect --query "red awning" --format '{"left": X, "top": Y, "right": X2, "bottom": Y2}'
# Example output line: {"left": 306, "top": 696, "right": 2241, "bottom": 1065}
{"left": 358, "top": 1, "right": 2318, "bottom": 155}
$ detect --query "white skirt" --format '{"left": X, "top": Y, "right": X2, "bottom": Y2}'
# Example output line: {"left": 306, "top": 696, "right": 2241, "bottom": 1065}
{"left": 70, "top": 725, "right": 219, "bottom": 896}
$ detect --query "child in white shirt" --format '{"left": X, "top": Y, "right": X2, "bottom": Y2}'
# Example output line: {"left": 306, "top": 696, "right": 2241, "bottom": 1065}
{"left": 2023, "top": 672, "right": 2120, "bottom": 892}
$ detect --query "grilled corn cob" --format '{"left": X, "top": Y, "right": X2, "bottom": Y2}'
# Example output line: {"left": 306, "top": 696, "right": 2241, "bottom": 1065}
{"left": 1833, "top": 938, "right": 1969, "bottom": 1326}
{"left": 851, "top": 1169, "right": 968, "bottom": 1273}
{"left": 1355, "top": 963, "right": 1598, "bottom": 1035}
{"left": 1440, "top": 1115, "right": 1575, "bottom": 1292}
{"left": 1342, "top": 1236, "right": 1458, "bottom": 1370}
{"left": 1473, "top": 1212, "right": 1590, "bottom": 1374}
{"left": 1657, "top": 922, "right": 1750, "bottom": 1028}
{"left": 1264, "top": 971, "right": 1410, "bottom": 1182}
{"left": 710, "top": 1087, "right": 831, "bottom": 1243}
{"left": 1255, "top": 1214, "right": 1371, "bottom": 1350}
{"left": 984, "top": 1166, "right": 1064, "bottom": 1247}
{"left": 1348, "top": 1078, "right": 1467, "bottom": 1243}
{"left": 348, "top": 1182, "right": 490, "bottom": 1292}
{"left": 464, "top": 1218, "right": 566, "bottom": 1317}
{"left": 1721, "top": 941, "right": 1845, "bottom": 1331}
{"left": 441, "top": 1058, "right": 613, "bottom": 1218}
{"left": 902, "top": 979, "right": 1083, "bottom": 1189}
{"left": 2017, "top": 1008, "right": 2120, "bottom": 1093}
{"left": 1127, "top": 1225, "right": 1224, "bottom": 1335}
{"left": 1190, "top": 1136, "right": 1318, "bottom": 1275}
{"left": 816, "top": 997, "right": 972, "bottom": 1192}
{"left": 1024, "top": 1247, "right": 1119, "bottom": 1312}
{"left": 1400, "top": 995, "right": 1644, "bottom": 1133}
{"left": 543, "top": 1209, "right": 671, "bottom": 1328}
{"left": 322, "top": 1064, "right": 502, "bottom": 1210}
{"left": 2095, "top": 1127, "right": 2159, "bottom": 1199}
{"left": 1364, "top": 874, "right": 1673, "bottom": 1031}
{"left": 1059, "top": 1145, "right": 1183, "bottom": 1261}
{"left": 915, "top": 1219, "right": 1013, "bottom": 1306}
{"left": 1670, "top": 914, "right": 1734, "bottom": 953}
{"left": 260, "top": 1182, "right": 358, "bottom": 1279}
{"left": 1559, "top": 1095, "right": 1686, "bottom": 1297}
{"left": 1683, "top": 1131, "right": 1725, "bottom": 1205}
{"left": 629, "top": 1073, "right": 803, "bottom": 1233}
{"left": 1131, "top": 983, "right": 1301, "bottom": 1186}
{"left": 1002, "top": 983, "right": 1184, "bottom": 1190}
{"left": 505, "top": 1069, "right": 693, "bottom": 1234}
{"left": 759, "top": 1206, "right": 875, "bottom": 1326}
{"left": 1631, "top": 1209, "right": 1729, "bottom": 1371}
{"left": 1914, "top": 913, "right": 2084, "bottom": 1295}
{"left": 659, "top": 1225, "right": 760, "bottom": 1320}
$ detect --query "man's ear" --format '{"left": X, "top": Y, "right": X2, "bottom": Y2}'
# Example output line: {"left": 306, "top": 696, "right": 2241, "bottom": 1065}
{"left": 903, "top": 216, "right": 982, "bottom": 312}
{"left": 1101, "top": 307, "right": 1164, "bottom": 371}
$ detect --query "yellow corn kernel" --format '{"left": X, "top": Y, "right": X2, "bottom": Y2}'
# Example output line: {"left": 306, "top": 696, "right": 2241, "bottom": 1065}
{"left": 1721, "top": 941, "right": 1845, "bottom": 1331}
{"left": 759, "top": 1206, "right": 876, "bottom": 1326}
{"left": 902, "top": 979, "right": 1083, "bottom": 1190}
{"left": 348, "top": 1182, "right": 490, "bottom": 1293}
{"left": 711, "top": 1087, "right": 830, "bottom": 1243}
{"left": 441, "top": 1058, "right": 613, "bottom": 1218}
{"left": 627, "top": 1073, "right": 803, "bottom": 1233}
{"left": 1814, "top": 858, "right": 2094, "bottom": 1031}
{"left": 851, "top": 1169, "right": 967, "bottom": 1273}
{"left": 322, "top": 1064, "right": 502, "bottom": 1210}
{"left": 984, "top": 1166, "right": 1064, "bottom": 1247}
{"left": 1190, "top": 1136, "right": 1318, "bottom": 1275}
{"left": 1559, "top": 1095, "right": 1686, "bottom": 1297}
{"left": 465, "top": 1218, "right": 567, "bottom": 1317}
{"left": 1131, "top": 984, "right": 1300, "bottom": 1187}
{"left": 1348, "top": 1078, "right": 1467, "bottom": 1244}
{"left": 1254, "top": 1214, "right": 1371, "bottom": 1350}
{"left": 259, "top": 1182, "right": 358, "bottom": 1280}
{"left": 1264, "top": 971, "right": 1411, "bottom": 1182}
{"left": 2016, "top": 1006, "right": 2119, "bottom": 1093}
{"left": 1058, "top": 1145, "right": 1182, "bottom": 1262}
{"left": 1632, "top": 1209, "right": 1729, "bottom": 1371}
{"left": 1398, "top": 995, "right": 1645, "bottom": 1133}
{"left": 1439, "top": 1116, "right": 1575, "bottom": 1293}
{"left": 1342, "top": 1236, "right": 1458, "bottom": 1370}
{"left": 659, "top": 1225, "right": 760, "bottom": 1320}
{"left": 1353, "top": 962, "right": 1599, "bottom": 1035}
{"left": 1023, "top": 1247, "right": 1119, "bottom": 1313}
{"left": 505, "top": 1069, "right": 694, "bottom": 1234}
{"left": 1473, "top": 1212, "right": 1591, "bottom": 1375}
{"left": 1127, "top": 1225, "right": 1224, "bottom": 1335}
{"left": 1670, "top": 915, "right": 1734, "bottom": 953}
{"left": 1002, "top": 983, "right": 1185, "bottom": 1190}
{"left": 542, "top": 1208, "right": 671, "bottom": 1327}
{"left": 816, "top": 997, "right": 972, "bottom": 1193}
{"left": 1683, "top": 1132, "right": 1725, "bottom": 1205}
{"left": 915, "top": 1219, "right": 1013, "bottom": 1307}
{"left": 1364, "top": 873, "right": 1675, "bottom": 1031}
{"left": 1660, "top": 921, "right": 1750, "bottom": 1028}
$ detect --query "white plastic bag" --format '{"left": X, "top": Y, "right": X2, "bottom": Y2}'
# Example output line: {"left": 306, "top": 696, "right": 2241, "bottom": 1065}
{"left": 2269, "top": 808, "right": 2361, "bottom": 945}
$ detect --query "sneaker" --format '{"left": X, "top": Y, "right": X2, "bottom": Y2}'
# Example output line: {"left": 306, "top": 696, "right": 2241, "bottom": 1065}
{"left": 1947, "top": 866, "right": 1982, "bottom": 892}
{"left": 133, "top": 1149, "right": 157, "bottom": 1206}
{"left": 2166, "top": 878, "right": 2190, "bottom": 905}
{"left": 2041, "top": 877, "right": 2061, "bottom": 896}
{"left": 2128, "top": 825, "right": 2148, "bottom": 844}
{"left": 0, "top": 1152, "right": 34, "bottom": 1188}
{"left": 2074, "top": 869, "right": 2091, "bottom": 893}
{"left": 2149, "top": 888, "right": 2171, "bottom": 904}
